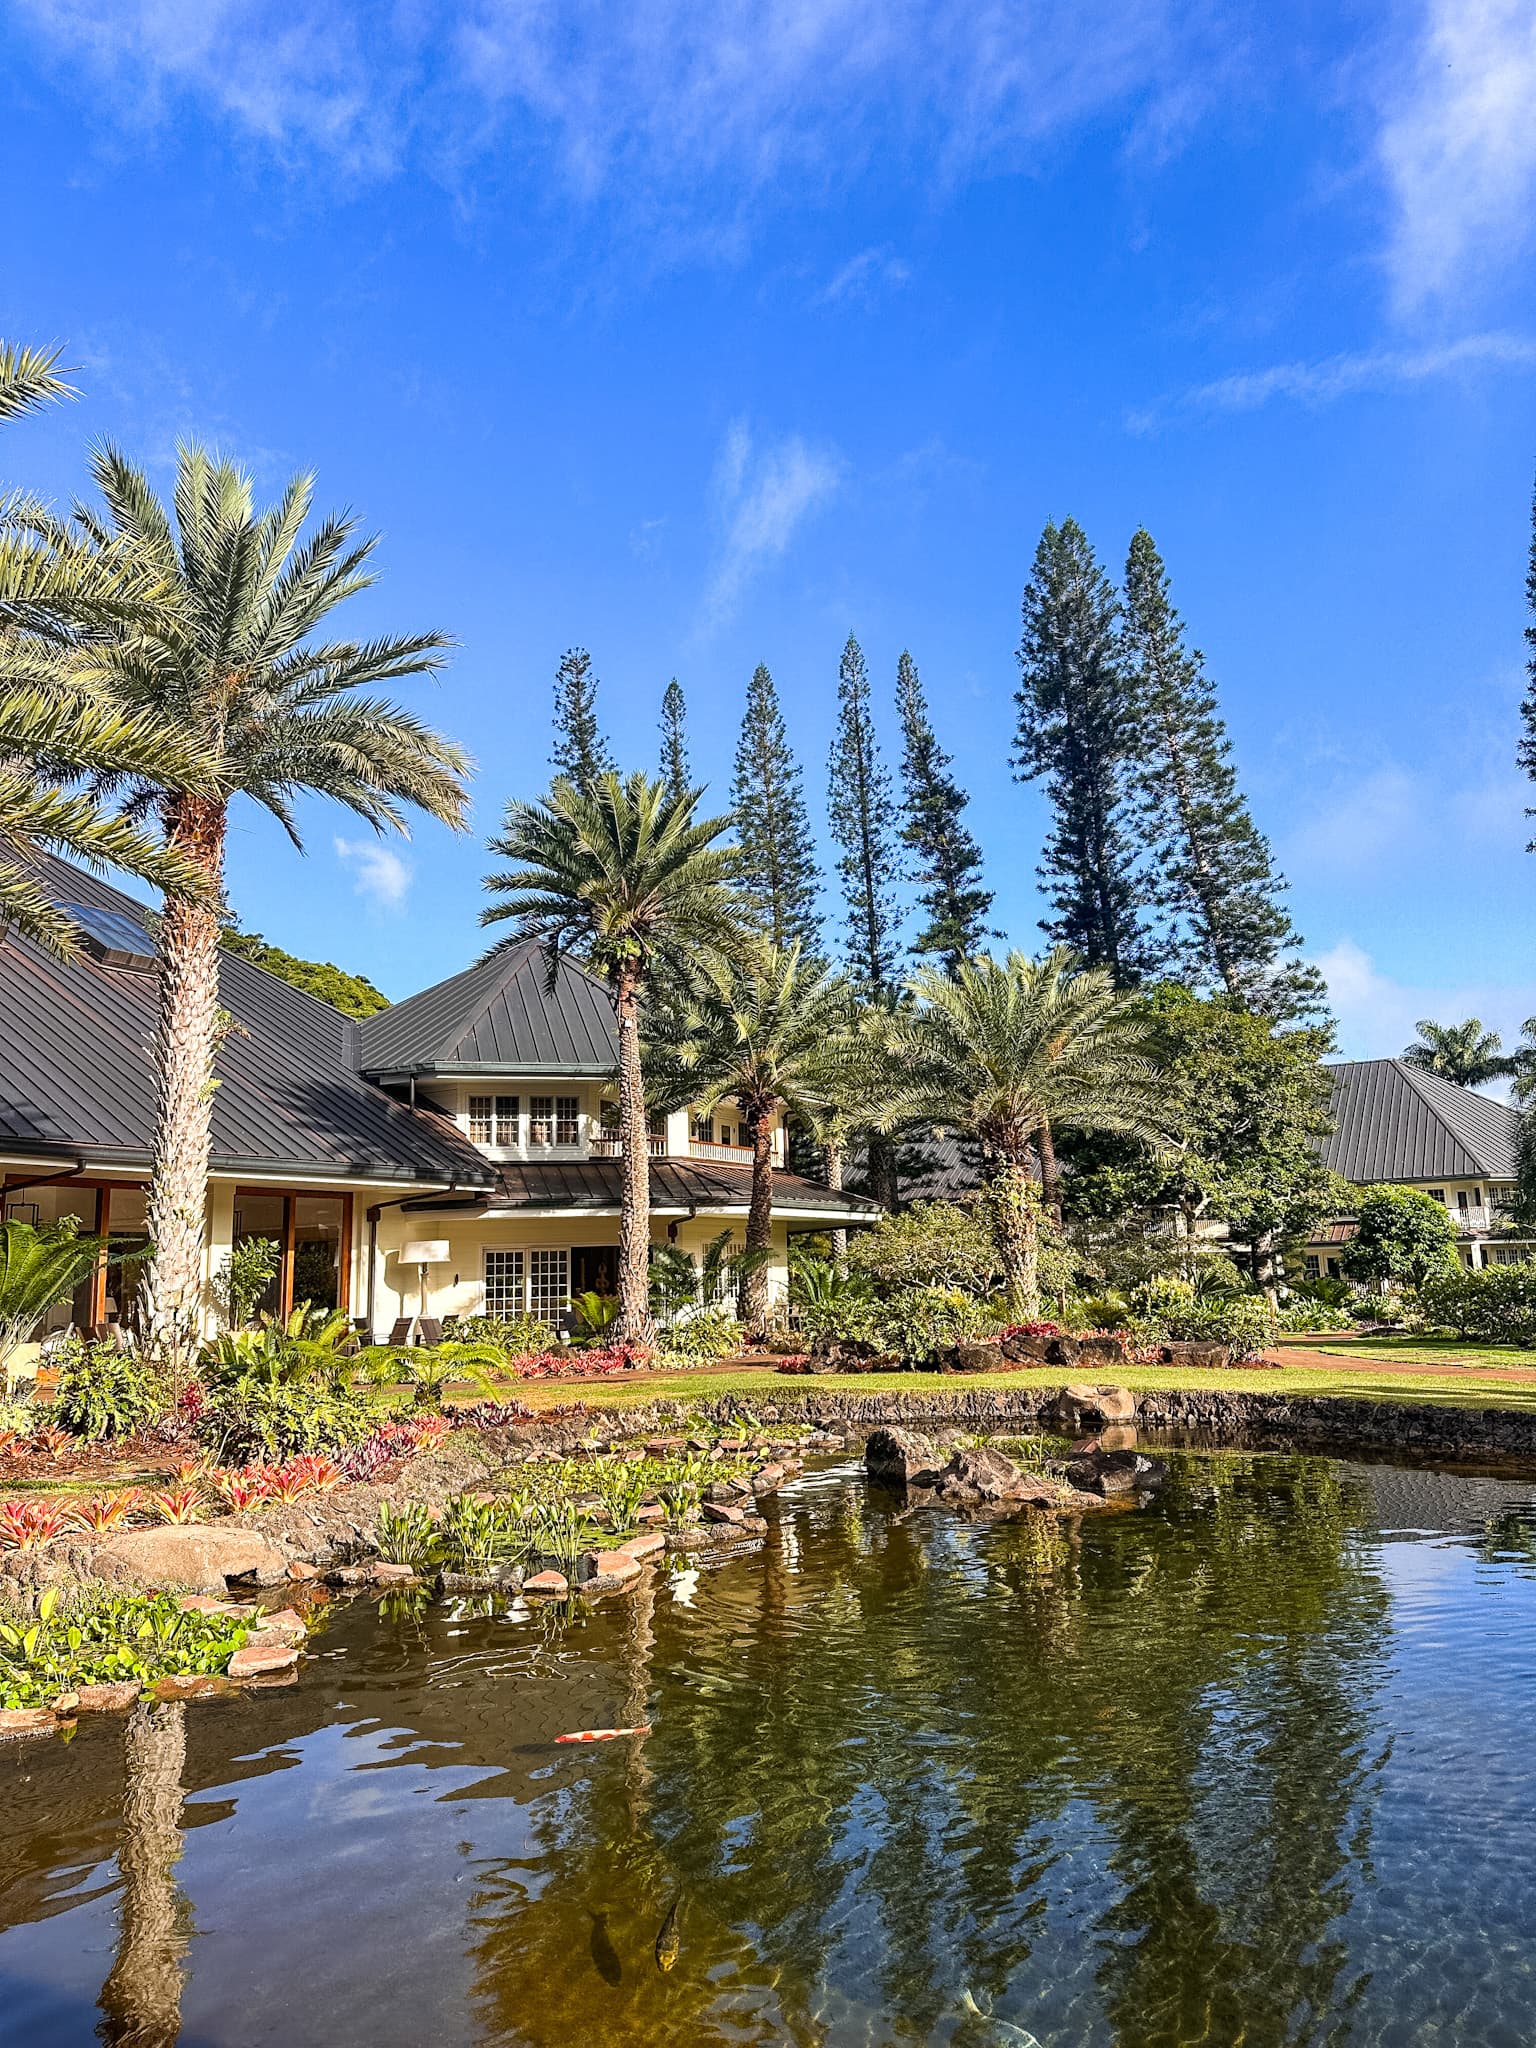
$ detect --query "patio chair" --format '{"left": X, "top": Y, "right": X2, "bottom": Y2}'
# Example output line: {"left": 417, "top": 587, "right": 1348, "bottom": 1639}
{"left": 417, "top": 1317, "right": 445, "bottom": 1348}
{"left": 385, "top": 1317, "right": 416, "bottom": 1347}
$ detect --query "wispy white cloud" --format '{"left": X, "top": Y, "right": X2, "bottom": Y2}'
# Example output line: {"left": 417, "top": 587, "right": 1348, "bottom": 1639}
{"left": 14, "top": 0, "right": 1246, "bottom": 211}
{"left": 1131, "top": 330, "right": 1536, "bottom": 427}
{"left": 1313, "top": 936, "right": 1536, "bottom": 1066}
{"left": 334, "top": 836, "right": 413, "bottom": 911}
{"left": 1378, "top": 0, "right": 1536, "bottom": 312}
{"left": 699, "top": 419, "right": 843, "bottom": 631}
{"left": 817, "top": 246, "right": 912, "bottom": 306}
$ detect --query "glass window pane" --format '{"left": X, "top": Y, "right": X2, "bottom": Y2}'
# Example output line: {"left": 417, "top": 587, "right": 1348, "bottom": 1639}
{"left": 484, "top": 1248, "right": 524, "bottom": 1318}
{"left": 233, "top": 1191, "right": 286, "bottom": 1321}
{"left": 528, "top": 1248, "right": 569, "bottom": 1320}
{"left": 495, "top": 1095, "right": 519, "bottom": 1146}
{"left": 468, "top": 1095, "right": 493, "bottom": 1144}
{"left": 556, "top": 1097, "right": 579, "bottom": 1145}
{"left": 9, "top": 1180, "right": 102, "bottom": 1335}
{"left": 294, "top": 1195, "right": 345, "bottom": 1314}
{"left": 529, "top": 1097, "right": 554, "bottom": 1145}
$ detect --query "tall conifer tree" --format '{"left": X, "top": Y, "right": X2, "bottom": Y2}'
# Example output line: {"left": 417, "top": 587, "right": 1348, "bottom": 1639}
{"left": 1517, "top": 479, "right": 1536, "bottom": 849}
{"left": 1123, "top": 528, "right": 1325, "bottom": 1019}
{"left": 659, "top": 677, "right": 690, "bottom": 806}
{"left": 732, "top": 662, "right": 823, "bottom": 953}
{"left": 550, "top": 646, "right": 613, "bottom": 788}
{"left": 828, "top": 633, "right": 902, "bottom": 993}
{"left": 896, "top": 648, "right": 992, "bottom": 973}
{"left": 1014, "top": 519, "right": 1145, "bottom": 979}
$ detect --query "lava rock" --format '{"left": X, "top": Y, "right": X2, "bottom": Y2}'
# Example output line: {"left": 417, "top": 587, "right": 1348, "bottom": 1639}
{"left": 864, "top": 1427, "right": 944, "bottom": 1487}
{"left": 91, "top": 1526, "right": 291, "bottom": 1596}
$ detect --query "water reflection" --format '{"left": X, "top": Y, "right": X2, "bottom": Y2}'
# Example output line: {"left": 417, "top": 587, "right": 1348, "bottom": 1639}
{"left": 5, "top": 1450, "right": 1536, "bottom": 2046}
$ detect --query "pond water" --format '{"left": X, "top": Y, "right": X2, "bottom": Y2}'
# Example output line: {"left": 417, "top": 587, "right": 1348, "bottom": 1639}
{"left": 6, "top": 1448, "right": 1536, "bottom": 2047}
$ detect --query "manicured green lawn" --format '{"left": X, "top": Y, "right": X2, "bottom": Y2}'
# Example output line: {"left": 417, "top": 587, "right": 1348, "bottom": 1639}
{"left": 508, "top": 1357, "right": 1536, "bottom": 1415}
{"left": 1306, "top": 1334, "right": 1536, "bottom": 1371}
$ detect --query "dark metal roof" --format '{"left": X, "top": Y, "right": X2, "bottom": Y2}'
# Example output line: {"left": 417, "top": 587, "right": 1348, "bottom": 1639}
{"left": 357, "top": 940, "right": 618, "bottom": 1076}
{"left": 412, "top": 1156, "right": 881, "bottom": 1217}
{"left": 0, "top": 856, "right": 493, "bottom": 1189}
{"left": 1319, "top": 1059, "right": 1522, "bottom": 1184}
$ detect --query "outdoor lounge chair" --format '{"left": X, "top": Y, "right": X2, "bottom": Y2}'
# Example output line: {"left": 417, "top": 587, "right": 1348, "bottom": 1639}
{"left": 385, "top": 1317, "right": 416, "bottom": 1347}
{"left": 417, "top": 1317, "right": 444, "bottom": 1348}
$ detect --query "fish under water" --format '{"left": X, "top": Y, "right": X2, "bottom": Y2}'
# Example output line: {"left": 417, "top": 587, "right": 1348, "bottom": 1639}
{"left": 957, "top": 1989, "right": 1044, "bottom": 2047}
{"left": 654, "top": 1892, "right": 683, "bottom": 1972}
{"left": 588, "top": 1910, "right": 622, "bottom": 1987}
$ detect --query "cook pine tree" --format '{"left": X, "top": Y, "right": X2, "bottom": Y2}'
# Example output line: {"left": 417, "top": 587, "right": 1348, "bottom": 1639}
{"left": 1014, "top": 518, "right": 1146, "bottom": 981}
{"left": 828, "top": 632, "right": 903, "bottom": 1208}
{"left": 659, "top": 677, "right": 690, "bottom": 806}
{"left": 896, "top": 647, "right": 992, "bottom": 973}
{"left": 550, "top": 646, "right": 614, "bottom": 789}
{"left": 732, "top": 663, "right": 823, "bottom": 954}
{"left": 1122, "top": 528, "right": 1327, "bottom": 1020}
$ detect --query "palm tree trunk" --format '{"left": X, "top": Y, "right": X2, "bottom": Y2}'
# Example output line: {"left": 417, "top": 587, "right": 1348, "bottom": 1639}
{"left": 614, "top": 965, "right": 654, "bottom": 1343}
{"left": 985, "top": 1155, "right": 1040, "bottom": 1320}
{"left": 743, "top": 1103, "right": 775, "bottom": 1339}
{"left": 99, "top": 1701, "right": 189, "bottom": 2046}
{"left": 1038, "top": 1118, "right": 1061, "bottom": 1224}
{"left": 824, "top": 1137, "right": 847, "bottom": 1272}
{"left": 143, "top": 794, "right": 226, "bottom": 1374}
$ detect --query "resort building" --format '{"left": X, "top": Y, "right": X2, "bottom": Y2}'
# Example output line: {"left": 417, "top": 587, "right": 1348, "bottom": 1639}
{"left": 0, "top": 859, "right": 877, "bottom": 1347}
{"left": 1305, "top": 1058, "right": 1535, "bottom": 1277}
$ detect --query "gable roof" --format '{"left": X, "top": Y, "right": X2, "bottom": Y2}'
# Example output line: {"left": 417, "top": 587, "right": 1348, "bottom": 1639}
{"left": 1320, "top": 1059, "right": 1522, "bottom": 1184}
{"left": 0, "top": 857, "right": 492, "bottom": 1189}
{"left": 357, "top": 940, "right": 618, "bottom": 1077}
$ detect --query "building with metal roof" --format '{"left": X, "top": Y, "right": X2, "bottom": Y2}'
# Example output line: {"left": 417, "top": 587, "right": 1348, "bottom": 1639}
{"left": 1304, "top": 1058, "right": 1531, "bottom": 1279}
{"left": 1, "top": 858, "right": 878, "bottom": 1344}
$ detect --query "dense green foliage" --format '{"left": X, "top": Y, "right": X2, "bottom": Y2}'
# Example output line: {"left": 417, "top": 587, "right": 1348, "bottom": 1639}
{"left": 827, "top": 633, "right": 901, "bottom": 995}
{"left": 1420, "top": 1263, "right": 1536, "bottom": 1346}
{"left": 1400, "top": 1017, "right": 1513, "bottom": 1087}
{"left": 0, "top": 1218, "right": 115, "bottom": 1370}
{"left": 732, "top": 662, "right": 823, "bottom": 954}
{"left": 0, "top": 1586, "right": 250, "bottom": 1710}
{"left": 550, "top": 645, "right": 614, "bottom": 788}
{"left": 220, "top": 929, "right": 389, "bottom": 1017}
{"left": 895, "top": 648, "right": 991, "bottom": 972}
{"left": 53, "top": 1339, "right": 167, "bottom": 1439}
{"left": 1014, "top": 518, "right": 1143, "bottom": 977}
{"left": 658, "top": 677, "right": 690, "bottom": 806}
{"left": 847, "top": 1200, "right": 1001, "bottom": 1295}
{"left": 1122, "top": 529, "right": 1323, "bottom": 1020}
{"left": 1342, "top": 1185, "right": 1461, "bottom": 1291}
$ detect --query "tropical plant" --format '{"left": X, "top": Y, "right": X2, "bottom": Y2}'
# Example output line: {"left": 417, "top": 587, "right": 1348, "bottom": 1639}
{"left": 199, "top": 1305, "right": 357, "bottom": 1387}
{"left": 0, "top": 341, "right": 219, "bottom": 955}
{"left": 401, "top": 1343, "right": 503, "bottom": 1409}
{"left": 654, "top": 1307, "right": 741, "bottom": 1363}
{"left": 0, "top": 1585, "right": 250, "bottom": 1711}
{"left": 482, "top": 771, "right": 743, "bottom": 1340}
{"left": 0, "top": 1500, "right": 68, "bottom": 1551}
{"left": 879, "top": 949, "right": 1171, "bottom": 1316}
{"left": 847, "top": 1200, "right": 1000, "bottom": 1296}
{"left": 1421, "top": 1263, "right": 1536, "bottom": 1346}
{"left": 1341, "top": 1185, "right": 1461, "bottom": 1293}
{"left": 375, "top": 1501, "right": 437, "bottom": 1570}
{"left": 199, "top": 1377, "right": 374, "bottom": 1464}
{"left": 53, "top": 1337, "right": 167, "bottom": 1439}
{"left": 676, "top": 943, "right": 868, "bottom": 1336}
{"left": 441, "top": 1493, "right": 522, "bottom": 1575}
{"left": 0, "top": 1218, "right": 114, "bottom": 1371}
{"left": 65, "top": 1489, "right": 141, "bottom": 1532}
{"left": 216, "top": 1236, "right": 280, "bottom": 1329}
{"left": 68, "top": 442, "right": 469, "bottom": 1362}
{"left": 1400, "top": 1018, "right": 1513, "bottom": 1088}
{"left": 452, "top": 1312, "right": 555, "bottom": 1356}
{"left": 570, "top": 1290, "right": 622, "bottom": 1345}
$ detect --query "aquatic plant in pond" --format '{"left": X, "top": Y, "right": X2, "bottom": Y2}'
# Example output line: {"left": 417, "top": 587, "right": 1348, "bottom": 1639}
{"left": 0, "top": 1586, "right": 249, "bottom": 1709}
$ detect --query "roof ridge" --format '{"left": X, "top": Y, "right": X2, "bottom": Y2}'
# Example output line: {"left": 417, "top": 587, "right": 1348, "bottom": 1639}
{"left": 1388, "top": 1058, "right": 1510, "bottom": 1178}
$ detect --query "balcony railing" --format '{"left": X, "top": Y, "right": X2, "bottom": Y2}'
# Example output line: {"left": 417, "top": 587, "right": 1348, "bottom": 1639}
{"left": 688, "top": 1137, "right": 756, "bottom": 1166}
{"left": 1451, "top": 1204, "right": 1502, "bottom": 1236}
{"left": 590, "top": 1134, "right": 668, "bottom": 1158}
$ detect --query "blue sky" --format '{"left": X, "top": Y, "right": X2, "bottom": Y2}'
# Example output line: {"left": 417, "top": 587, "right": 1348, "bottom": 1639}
{"left": 4, "top": 0, "right": 1536, "bottom": 1059}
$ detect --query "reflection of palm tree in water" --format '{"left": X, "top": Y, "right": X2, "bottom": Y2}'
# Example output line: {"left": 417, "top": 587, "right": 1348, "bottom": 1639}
{"left": 99, "top": 1702, "right": 190, "bottom": 2048}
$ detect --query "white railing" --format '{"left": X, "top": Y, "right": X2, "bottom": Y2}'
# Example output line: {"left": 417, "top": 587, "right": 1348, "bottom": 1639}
{"left": 1450, "top": 1205, "right": 1499, "bottom": 1235}
{"left": 688, "top": 1138, "right": 756, "bottom": 1166}
{"left": 590, "top": 1135, "right": 668, "bottom": 1158}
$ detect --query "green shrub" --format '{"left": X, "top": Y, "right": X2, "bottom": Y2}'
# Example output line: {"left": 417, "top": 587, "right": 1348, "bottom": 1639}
{"left": 1420, "top": 1263, "right": 1536, "bottom": 1346}
{"left": 54, "top": 1339, "right": 167, "bottom": 1440}
{"left": 201, "top": 1377, "right": 375, "bottom": 1462}
{"left": 848, "top": 1202, "right": 1000, "bottom": 1295}
{"left": 375, "top": 1502, "right": 437, "bottom": 1570}
{"left": 453, "top": 1313, "right": 555, "bottom": 1356}
{"left": 216, "top": 1235, "right": 279, "bottom": 1328}
{"left": 1342, "top": 1185, "right": 1460, "bottom": 1291}
{"left": 0, "top": 1586, "right": 250, "bottom": 1711}
{"left": 879, "top": 1286, "right": 1003, "bottom": 1364}
{"left": 656, "top": 1307, "right": 742, "bottom": 1363}
{"left": 1132, "top": 1282, "right": 1276, "bottom": 1360}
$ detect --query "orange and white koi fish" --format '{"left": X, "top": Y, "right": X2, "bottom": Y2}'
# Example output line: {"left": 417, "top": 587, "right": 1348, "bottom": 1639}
{"left": 554, "top": 1724, "right": 652, "bottom": 1744}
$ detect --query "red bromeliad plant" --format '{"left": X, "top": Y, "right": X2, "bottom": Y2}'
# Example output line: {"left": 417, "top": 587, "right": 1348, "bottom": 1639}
{"left": 28, "top": 1426, "right": 71, "bottom": 1462}
{"left": 66, "top": 1490, "right": 140, "bottom": 1532}
{"left": 150, "top": 1485, "right": 204, "bottom": 1526}
{"left": 0, "top": 1500, "right": 69, "bottom": 1550}
{"left": 210, "top": 1468, "right": 268, "bottom": 1513}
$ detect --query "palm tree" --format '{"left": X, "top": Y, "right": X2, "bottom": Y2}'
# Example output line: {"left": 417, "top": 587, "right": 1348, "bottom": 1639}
{"left": 1401, "top": 1018, "right": 1513, "bottom": 1088}
{"left": 879, "top": 947, "right": 1170, "bottom": 1316}
{"left": 679, "top": 944, "right": 865, "bottom": 1337}
{"left": 72, "top": 444, "right": 470, "bottom": 1360}
{"left": 482, "top": 772, "right": 742, "bottom": 1341}
{"left": 1, "top": 341, "right": 215, "bottom": 951}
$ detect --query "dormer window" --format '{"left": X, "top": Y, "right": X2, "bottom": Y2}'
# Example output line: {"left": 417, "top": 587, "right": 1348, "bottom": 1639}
{"left": 468, "top": 1094, "right": 519, "bottom": 1146}
{"left": 530, "top": 1095, "right": 579, "bottom": 1146}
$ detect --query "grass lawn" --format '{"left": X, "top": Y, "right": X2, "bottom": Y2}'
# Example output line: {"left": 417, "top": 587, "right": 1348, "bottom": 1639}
{"left": 505, "top": 1357, "right": 1536, "bottom": 1416}
{"left": 1304, "top": 1333, "right": 1536, "bottom": 1372}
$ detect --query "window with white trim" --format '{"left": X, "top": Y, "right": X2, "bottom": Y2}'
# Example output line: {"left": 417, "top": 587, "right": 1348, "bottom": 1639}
{"left": 484, "top": 1248, "right": 524, "bottom": 1318}
{"left": 468, "top": 1095, "right": 493, "bottom": 1144}
{"left": 529, "top": 1096, "right": 554, "bottom": 1145}
{"left": 691, "top": 1112, "right": 714, "bottom": 1143}
{"left": 495, "top": 1094, "right": 519, "bottom": 1146}
{"left": 555, "top": 1096, "right": 579, "bottom": 1145}
{"left": 529, "top": 1248, "right": 570, "bottom": 1320}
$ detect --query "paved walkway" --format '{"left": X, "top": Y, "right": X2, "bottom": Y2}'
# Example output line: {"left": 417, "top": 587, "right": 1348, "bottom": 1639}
{"left": 1269, "top": 1343, "right": 1536, "bottom": 1386}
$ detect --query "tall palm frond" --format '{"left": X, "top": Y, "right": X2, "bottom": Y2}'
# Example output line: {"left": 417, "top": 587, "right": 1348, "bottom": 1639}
{"left": 1401, "top": 1018, "right": 1512, "bottom": 1089}
{"left": 0, "top": 342, "right": 72, "bottom": 423}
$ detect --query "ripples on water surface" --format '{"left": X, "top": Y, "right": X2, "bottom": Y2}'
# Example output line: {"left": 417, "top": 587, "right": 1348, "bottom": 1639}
{"left": 6, "top": 1449, "right": 1536, "bottom": 2047}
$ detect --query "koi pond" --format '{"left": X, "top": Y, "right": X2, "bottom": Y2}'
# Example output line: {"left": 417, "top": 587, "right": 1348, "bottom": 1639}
{"left": 5, "top": 1445, "right": 1536, "bottom": 2047}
